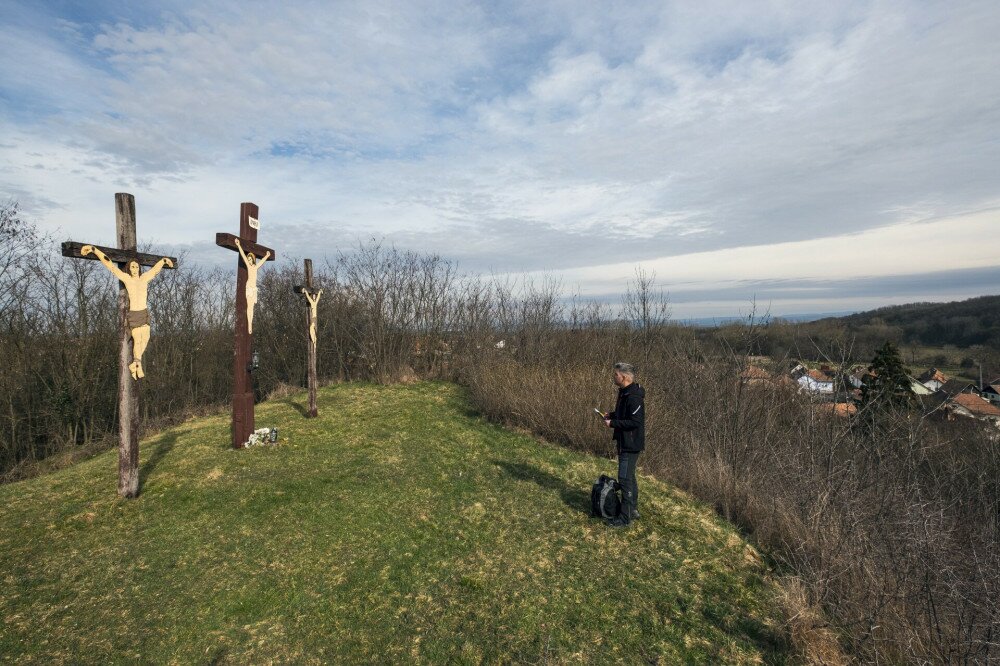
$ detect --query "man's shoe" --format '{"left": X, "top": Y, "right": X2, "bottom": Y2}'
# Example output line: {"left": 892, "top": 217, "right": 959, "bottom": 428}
{"left": 631, "top": 509, "right": 640, "bottom": 520}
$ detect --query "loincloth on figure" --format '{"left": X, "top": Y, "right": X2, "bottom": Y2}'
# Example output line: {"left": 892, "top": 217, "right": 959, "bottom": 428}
{"left": 126, "top": 308, "right": 150, "bottom": 328}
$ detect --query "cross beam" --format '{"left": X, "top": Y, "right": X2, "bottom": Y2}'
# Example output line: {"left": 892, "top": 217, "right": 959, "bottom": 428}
{"left": 214, "top": 233, "right": 275, "bottom": 263}
{"left": 62, "top": 241, "right": 178, "bottom": 268}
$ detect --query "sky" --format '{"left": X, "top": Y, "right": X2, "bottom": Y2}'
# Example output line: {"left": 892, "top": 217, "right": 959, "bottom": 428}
{"left": 2, "top": 0, "right": 999, "bottom": 318}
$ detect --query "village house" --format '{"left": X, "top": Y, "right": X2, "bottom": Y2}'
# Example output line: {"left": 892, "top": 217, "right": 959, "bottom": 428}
{"left": 946, "top": 392, "right": 1000, "bottom": 424}
{"left": 740, "top": 365, "right": 797, "bottom": 390}
{"left": 981, "top": 381, "right": 1000, "bottom": 405}
{"left": 862, "top": 366, "right": 933, "bottom": 396}
{"left": 908, "top": 376, "right": 934, "bottom": 397}
{"left": 791, "top": 365, "right": 835, "bottom": 394}
{"left": 936, "top": 378, "right": 977, "bottom": 398}
{"left": 845, "top": 366, "right": 867, "bottom": 389}
{"left": 814, "top": 402, "right": 858, "bottom": 418}
{"left": 918, "top": 368, "right": 948, "bottom": 392}
{"left": 739, "top": 364, "right": 772, "bottom": 384}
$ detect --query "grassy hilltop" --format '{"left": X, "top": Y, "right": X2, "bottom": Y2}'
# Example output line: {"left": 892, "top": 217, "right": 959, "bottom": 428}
{"left": 0, "top": 382, "right": 789, "bottom": 663}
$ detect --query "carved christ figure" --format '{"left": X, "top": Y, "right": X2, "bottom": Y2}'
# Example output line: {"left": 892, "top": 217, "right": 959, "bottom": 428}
{"left": 234, "top": 237, "right": 270, "bottom": 335}
{"left": 304, "top": 289, "right": 323, "bottom": 344}
{"left": 82, "top": 245, "right": 173, "bottom": 379}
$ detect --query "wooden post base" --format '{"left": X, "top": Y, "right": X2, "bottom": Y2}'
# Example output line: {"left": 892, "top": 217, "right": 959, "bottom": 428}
{"left": 232, "top": 391, "right": 255, "bottom": 448}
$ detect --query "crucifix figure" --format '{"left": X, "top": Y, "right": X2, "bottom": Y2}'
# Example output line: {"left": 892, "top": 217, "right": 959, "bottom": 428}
{"left": 81, "top": 245, "right": 173, "bottom": 379}
{"left": 304, "top": 290, "right": 322, "bottom": 344}
{"left": 215, "top": 203, "right": 276, "bottom": 448}
{"left": 294, "top": 258, "right": 322, "bottom": 418}
{"left": 233, "top": 237, "right": 270, "bottom": 335}
{"left": 61, "top": 193, "right": 178, "bottom": 498}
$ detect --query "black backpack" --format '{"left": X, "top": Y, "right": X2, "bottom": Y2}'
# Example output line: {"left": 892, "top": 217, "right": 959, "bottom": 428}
{"left": 591, "top": 474, "right": 621, "bottom": 519}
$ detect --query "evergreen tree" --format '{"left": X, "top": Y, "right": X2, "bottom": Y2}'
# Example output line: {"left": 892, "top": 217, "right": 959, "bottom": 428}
{"left": 861, "top": 341, "right": 915, "bottom": 411}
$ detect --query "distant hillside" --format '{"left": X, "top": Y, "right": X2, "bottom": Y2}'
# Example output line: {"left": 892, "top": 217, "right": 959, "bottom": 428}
{"left": 0, "top": 382, "right": 789, "bottom": 663}
{"left": 811, "top": 295, "right": 1000, "bottom": 349}
{"left": 681, "top": 311, "right": 855, "bottom": 327}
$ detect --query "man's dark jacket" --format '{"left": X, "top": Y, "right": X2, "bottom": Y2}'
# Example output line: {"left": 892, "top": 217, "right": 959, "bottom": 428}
{"left": 610, "top": 382, "right": 645, "bottom": 453}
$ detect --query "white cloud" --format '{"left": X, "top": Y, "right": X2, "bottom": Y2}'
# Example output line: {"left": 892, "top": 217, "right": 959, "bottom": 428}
{"left": 1, "top": 0, "right": 999, "bottom": 316}
{"left": 529, "top": 207, "right": 1000, "bottom": 315}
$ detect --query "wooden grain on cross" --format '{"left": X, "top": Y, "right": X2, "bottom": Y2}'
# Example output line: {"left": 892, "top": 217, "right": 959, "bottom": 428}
{"left": 215, "top": 203, "right": 278, "bottom": 448}
{"left": 214, "top": 233, "right": 275, "bottom": 263}
{"left": 294, "top": 258, "right": 320, "bottom": 418}
{"left": 61, "top": 242, "right": 178, "bottom": 268}
{"left": 62, "top": 193, "right": 178, "bottom": 498}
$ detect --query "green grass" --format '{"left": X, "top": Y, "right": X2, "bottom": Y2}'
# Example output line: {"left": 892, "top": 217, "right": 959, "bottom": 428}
{"left": 0, "top": 382, "right": 790, "bottom": 664}
{"left": 899, "top": 344, "right": 982, "bottom": 382}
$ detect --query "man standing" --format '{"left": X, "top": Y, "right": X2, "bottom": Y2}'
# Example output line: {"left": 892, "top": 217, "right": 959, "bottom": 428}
{"left": 604, "top": 362, "right": 645, "bottom": 528}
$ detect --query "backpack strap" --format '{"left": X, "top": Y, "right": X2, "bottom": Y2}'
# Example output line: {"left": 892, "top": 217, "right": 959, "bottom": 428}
{"left": 599, "top": 480, "right": 619, "bottom": 519}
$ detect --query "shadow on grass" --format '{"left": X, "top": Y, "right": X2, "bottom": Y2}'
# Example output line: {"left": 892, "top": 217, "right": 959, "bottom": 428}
{"left": 493, "top": 459, "right": 591, "bottom": 516}
{"left": 457, "top": 404, "right": 481, "bottom": 420}
{"left": 140, "top": 430, "right": 183, "bottom": 493}
{"left": 280, "top": 398, "right": 311, "bottom": 418}
{"left": 497, "top": 459, "right": 789, "bottom": 658}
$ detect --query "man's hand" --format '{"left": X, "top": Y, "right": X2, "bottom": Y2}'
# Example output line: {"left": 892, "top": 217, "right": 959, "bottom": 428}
{"left": 604, "top": 418, "right": 612, "bottom": 428}
{"left": 162, "top": 257, "right": 174, "bottom": 268}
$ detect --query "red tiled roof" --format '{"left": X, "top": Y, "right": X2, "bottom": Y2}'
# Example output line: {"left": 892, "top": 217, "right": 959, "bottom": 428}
{"left": 816, "top": 402, "right": 857, "bottom": 417}
{"left": 919, "top": 368, "right": 948, "bottom": 384}
{"left": 807, "top": 369, "right": 831, "bottom": 382}
{"left": 740, "top": 365, "right": 771, "bottom": 380}
{"left": 951, "top": 393, "right": 1000, "bottom": 418}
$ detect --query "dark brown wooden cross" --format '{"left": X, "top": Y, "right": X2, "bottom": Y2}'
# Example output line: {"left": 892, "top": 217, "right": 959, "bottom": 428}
{"left": 61, "top": 193, "right": 178, "bottom": 498}
{"left": 293, "top": 258, "right": 320, "bottom": 418}
{"left": 215, "top": 203, "right": 276, "bottom": 448}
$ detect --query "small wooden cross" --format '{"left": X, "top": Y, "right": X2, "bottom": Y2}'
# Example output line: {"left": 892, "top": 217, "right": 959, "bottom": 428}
{"left": 293, "top": 258, "right": 321, "bottom": 418}
{"left": 61, "top": 193, "right": 178, "bottom": 498}
{"left": 215, "top": 203, "right": 276, "bottom": 449}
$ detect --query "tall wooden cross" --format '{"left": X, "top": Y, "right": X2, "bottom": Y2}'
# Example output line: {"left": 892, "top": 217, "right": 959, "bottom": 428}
{"left": 61, "top": 193, "right": 178, "bottom": 498}
{"left": 293, "top": 258, "right": 321, "bottom": 418}
{"left": 215, "top": 202, "right": 276, "bottom": 448}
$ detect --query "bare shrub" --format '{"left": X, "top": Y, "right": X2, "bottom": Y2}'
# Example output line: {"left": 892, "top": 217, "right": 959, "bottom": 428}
{"left": 459, "top": 308, "right": 1000, "bottom": 663}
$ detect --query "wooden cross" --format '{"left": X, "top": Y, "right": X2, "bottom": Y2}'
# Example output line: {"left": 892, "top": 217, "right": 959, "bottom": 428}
{"left": 215, "top": 203, "right": 276, "bottom": 449}
{"left": 293, "top": 258, "right": 321, "bottom": 418}
{"left": 61, "top": 193, "right": 178, "bottom": 498}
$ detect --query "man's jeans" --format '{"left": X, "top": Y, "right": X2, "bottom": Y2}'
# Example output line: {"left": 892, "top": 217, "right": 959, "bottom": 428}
{"left": 617, "top": 448, "right": 640, "bottom": 522}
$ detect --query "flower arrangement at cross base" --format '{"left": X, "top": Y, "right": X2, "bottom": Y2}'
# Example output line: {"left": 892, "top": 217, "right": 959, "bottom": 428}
{"left": 243, "top": 427, "right": 278, "bottom": 448}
